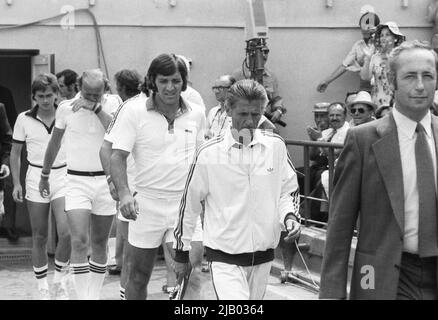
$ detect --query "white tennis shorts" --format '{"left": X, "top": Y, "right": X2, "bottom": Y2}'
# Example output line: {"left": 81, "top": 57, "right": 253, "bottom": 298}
{"left": 128, "top": 193, "right": 203, "bottom": 249}
{"left": 64, "top": 174, "right": 116, "bottom": 216}
{"left": 25, "top": 165, "right": 66, "bottom": 203}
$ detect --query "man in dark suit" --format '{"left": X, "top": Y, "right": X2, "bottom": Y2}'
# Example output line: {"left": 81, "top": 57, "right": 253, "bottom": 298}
{"left": 320, "top": 40, "right": 438, "bottom": 299}
{"left": 0, "top": 102, "right": 12, "bottom": 230}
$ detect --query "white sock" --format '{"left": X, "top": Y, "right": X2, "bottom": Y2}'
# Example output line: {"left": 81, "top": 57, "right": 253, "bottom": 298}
{"left": 120, "top": 285, "right": 126, "bottom": 300}
{"left": 33, "top": 265, "right": 49, "bottom": 290}
{"left": 88, "top": 260, "right": 107, "bottom": 300}
{"left": 71, "top": 262, "right": 90, "bottom": 300}
{"left": 53, "top": 259, "right": 69, "bottom": 284}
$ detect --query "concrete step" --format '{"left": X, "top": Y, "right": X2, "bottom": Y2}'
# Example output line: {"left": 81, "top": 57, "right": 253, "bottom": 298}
{"left": 272, "top": 225, "right": 356, "bottom": 295}
{"left": 0, "top": 237, "right": 33, "bottom": 264}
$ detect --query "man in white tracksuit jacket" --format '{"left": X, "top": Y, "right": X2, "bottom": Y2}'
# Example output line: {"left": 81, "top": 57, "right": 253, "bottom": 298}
{"left": 173, "top": 79, "right": 301, "bottom": 300}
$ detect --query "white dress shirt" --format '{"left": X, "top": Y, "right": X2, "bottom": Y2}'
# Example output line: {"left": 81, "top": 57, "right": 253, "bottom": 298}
{"left": 392, "top": 107, "right": 437, "bottom": 254}
{"left": 321, "top": 121, "right": 350, "bottom": 144}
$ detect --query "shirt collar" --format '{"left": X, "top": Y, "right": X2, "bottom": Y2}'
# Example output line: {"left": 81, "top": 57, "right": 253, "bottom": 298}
{"left": 146, "top": 94, "right": 190, "bottom": 116}
{"left": 25, "top": 104, "right": 58, "bottom": 119}
{"left": 330, "top": 121, "right": 349, "bottom": 133}
{"left": 223, "top": 127, "right": 270, "bottom": 151}
{"left": 393, "top": 106, "right": 432, "bottom": 139}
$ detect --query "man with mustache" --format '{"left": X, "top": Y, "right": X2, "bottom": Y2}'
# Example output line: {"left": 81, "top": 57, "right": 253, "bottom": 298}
{"left": 317, "top": 102, "right": 349, "bottom": 159}
{"left": 173, "top": 79, "right": 301, "bottom": 299}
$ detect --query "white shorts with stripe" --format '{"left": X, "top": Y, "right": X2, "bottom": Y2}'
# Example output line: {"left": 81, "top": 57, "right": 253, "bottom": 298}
{"left": 65, "top": 173, "right": 116, "bottom": 216}
{"left": 128, "top": 193, "right": 203, "bottom": 249}
{"left": 210, "top": 261, "right": 272, "bottom": 300}
{"left": 25, "top": 165, "right": 66, "bottom": 203}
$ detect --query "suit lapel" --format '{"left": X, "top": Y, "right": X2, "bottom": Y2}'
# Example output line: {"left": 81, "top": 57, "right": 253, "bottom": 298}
{"left": 372, "top": 114, "right": 404, "bottom": 233}
{"left": 432, "top": 115, "right": 438, "bottom": 194}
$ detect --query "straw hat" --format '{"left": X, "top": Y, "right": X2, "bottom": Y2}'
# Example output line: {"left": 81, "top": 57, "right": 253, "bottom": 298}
{"left": 312, "top": 102, "right": 330, "bottom": 113}
{"left": 347, "top": 91, "right": 377, "bottom": 111}
{"left": 376, "top": 21, "right": 404, "bottom": 38}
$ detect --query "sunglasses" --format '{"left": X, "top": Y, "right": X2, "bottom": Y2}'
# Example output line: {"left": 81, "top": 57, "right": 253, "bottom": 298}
{"left": 350, "top": 108, "right": 366, "bottom": 114}
{"left": 212, "top": 86, "right": 230, "bottom": 91}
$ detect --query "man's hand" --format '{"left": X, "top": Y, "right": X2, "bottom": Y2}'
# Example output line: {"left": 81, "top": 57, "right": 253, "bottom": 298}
{"left": 0, "top": 164, "right": 10, "bottom": 179}
{"left": 72, "top": 97, "right": 97, "bottom": 112}
{"left": 270, "top": 110, "right": 282, "bottom": 123}
{"left": 106, "top": 176, "right": 119, "bottom": 201}
{"left": 284, "top": 217, "right": 301, "bottom": 243}
{"left": 306, "top": 126, "right": 322, "bottom": 141}
{"left": 119, "top": 193, "right": 139, "bottom": 221}
{"left": 39, "top": 177, "right": 50, "bottom": 198}
{"left": 317, "top": 81, "right": 329, "bottom": 93}
{"left": 173, "top": 261, "right": 191, "bottom": 280}
{"left": 12, "top": 184, "right": 23, "bottom": 203}
{"left": 108, "top": 181, "right": 119, "bottom": 201}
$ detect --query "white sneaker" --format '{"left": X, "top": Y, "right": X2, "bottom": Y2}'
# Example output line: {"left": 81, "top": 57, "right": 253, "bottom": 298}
{"left": 53, "top": 282, "right": 69, "bottom": 300}
{"left": 38, "top": 288, "right": 51, "bottom": 300}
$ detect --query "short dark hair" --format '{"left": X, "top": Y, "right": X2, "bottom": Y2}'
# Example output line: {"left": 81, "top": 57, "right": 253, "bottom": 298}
{"left": 328, "top": 102, "right": 347, "bottom": 116}
{"left": 56, "top": 69, "right": 78, "bottom": 91}
{"left": 114, "top": 69, "right": 141, "bottom": 98}
{"left": 142, "top": 53, "right": 188, "bottom": 95}
{"left": 31, "top": 73, "right": 59, "bottom": 97}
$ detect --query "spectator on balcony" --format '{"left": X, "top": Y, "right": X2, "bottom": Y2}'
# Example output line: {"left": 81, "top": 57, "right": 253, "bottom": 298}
{"left": 360, "top": 21, "right": 405, "bottom": 108}
{"left": 316, "top": 9, "right": 380, "bottom": 93}
{"left": 318, "top": 103, "right": 349, "bottom": 221}
{"left": 317, "top": 102, "right": 349, "bottom": 158}
{"left": 347, "top": 91, "right": 376, "bottom": 127}
{"left": 296, "top": 103, "right": 330, "bottom": 222}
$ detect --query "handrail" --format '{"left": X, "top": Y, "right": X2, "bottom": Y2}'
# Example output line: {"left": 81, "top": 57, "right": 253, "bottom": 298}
{"left": 285, "top": 139, "right": 343, "bottom": 227}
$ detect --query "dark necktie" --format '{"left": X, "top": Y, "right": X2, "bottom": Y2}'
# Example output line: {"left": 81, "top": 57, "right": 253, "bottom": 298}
{"left": 415, "top": 123, "right": 438, "bottom": 257}
{"left": 327, "top": 129, "right": 337, "bottom": 142}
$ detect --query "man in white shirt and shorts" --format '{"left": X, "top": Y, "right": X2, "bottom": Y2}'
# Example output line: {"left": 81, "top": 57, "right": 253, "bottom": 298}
{"left": 109, "top": 54, "right": 205, "bottom": 300}
{"left": 40, "top": 69, "right": 121, "bottom": 299}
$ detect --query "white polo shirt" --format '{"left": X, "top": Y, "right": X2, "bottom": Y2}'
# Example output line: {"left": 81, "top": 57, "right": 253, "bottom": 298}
{"left": 104, "top": 97, "right": 137, "bottom": 189}
{"left": 13, "top": 106, "right": 66, "bottom": 167}
{"left": 55, "top": 93, "right": 121, "bottom": 171}
{"left": 109, "top": 92, "right": 206, "bottom": 199}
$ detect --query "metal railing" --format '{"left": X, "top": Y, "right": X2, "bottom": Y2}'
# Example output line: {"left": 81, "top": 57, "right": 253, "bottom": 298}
{"left": 285, "top": 139, "right": 344, "bottom": 227}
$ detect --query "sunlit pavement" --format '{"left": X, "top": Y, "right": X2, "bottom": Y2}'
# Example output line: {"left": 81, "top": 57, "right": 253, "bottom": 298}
{"left": 0, "top": 237, "right": 317, "bottom": 300}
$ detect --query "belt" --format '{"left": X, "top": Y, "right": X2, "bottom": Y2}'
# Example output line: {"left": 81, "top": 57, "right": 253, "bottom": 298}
{"left": 67, "top": 169, "right": 105, "bottom": 177}
{"left": 29, "top": 162, "right": 66, "bottom": 170}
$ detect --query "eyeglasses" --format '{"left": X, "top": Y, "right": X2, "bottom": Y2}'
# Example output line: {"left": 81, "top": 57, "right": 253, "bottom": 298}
{"left": 262, "top": 49, "right": 270, "bottom": 54}
{"left": 212, "top": 86, "right": 230, "bottom": 91}
{"left": 350, "top": 108, "right": 366, "bottom": 114}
